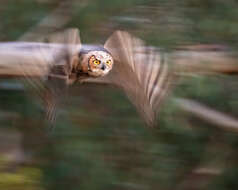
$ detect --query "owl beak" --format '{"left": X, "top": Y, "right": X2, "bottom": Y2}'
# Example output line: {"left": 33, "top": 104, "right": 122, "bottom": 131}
{"left": 101, "top": 64, "right": 106, "bottom": 71}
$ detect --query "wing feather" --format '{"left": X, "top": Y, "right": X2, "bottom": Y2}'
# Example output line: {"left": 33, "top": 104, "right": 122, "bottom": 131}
{"left": 38, "top": 28, "right": 81, "bottom": 122}
{"left": 0, "top": 28, "right": 81, "bottom": 123}
{"left": 101, "top": 31, "right": 172, "bottom": 126}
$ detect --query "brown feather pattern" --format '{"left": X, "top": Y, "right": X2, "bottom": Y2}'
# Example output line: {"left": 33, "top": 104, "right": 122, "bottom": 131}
{"left": 102, "top": 31, "right": 172, "bottom": 126}
{"left": 0, "top": 29, "right": 172, "bottom": 126}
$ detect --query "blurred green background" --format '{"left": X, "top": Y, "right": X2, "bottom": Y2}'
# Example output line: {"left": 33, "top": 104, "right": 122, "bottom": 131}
{"left": 1, "top": 0, "right": 238, "bottom": 190}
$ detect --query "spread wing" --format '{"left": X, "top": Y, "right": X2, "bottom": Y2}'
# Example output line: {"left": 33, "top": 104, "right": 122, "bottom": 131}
{"left": 38, "top": 28, "right": 81, "bottom": 123}
{"left": 84, "top": 31, "right": 173, "bottom": 126}
{"left": 0, "top": 28, "right": 81, "bottom": 123}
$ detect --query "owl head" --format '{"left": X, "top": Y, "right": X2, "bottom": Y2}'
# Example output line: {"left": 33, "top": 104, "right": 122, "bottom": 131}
{"left": 79, "top": 47, "right": 113, "bottom": 77}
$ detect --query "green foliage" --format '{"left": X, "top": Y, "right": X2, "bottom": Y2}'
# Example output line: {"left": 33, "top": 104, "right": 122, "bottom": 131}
{"left": 0, "top": 156, "right": 43, "bottom": 190}
{"left": 0, "top": 0, "right": 57, "bottom": 41}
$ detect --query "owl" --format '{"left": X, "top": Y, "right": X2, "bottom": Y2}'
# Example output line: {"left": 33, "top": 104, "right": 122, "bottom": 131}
{"left": 0, "top": 28, "right": 172, "bottom": 127}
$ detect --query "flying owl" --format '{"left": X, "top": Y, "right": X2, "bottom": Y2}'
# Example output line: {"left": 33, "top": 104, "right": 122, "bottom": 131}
{"left": 0, "top": 28, "right": 172, "bottom": 126}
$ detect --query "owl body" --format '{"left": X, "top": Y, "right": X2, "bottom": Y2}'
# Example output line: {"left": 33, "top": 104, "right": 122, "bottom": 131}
{"left": 76, "top": 45, "right": 113, "bottom": 78}
{"left": 0, "top": 29, "right": 172, "bottom": 127}
{"left": 52, "top": 45, "right": 114, "bottom": 85}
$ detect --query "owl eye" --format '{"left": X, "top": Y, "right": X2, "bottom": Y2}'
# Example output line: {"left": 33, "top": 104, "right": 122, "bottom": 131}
{"left": 106, "top": 60, "right": 111, "bottom": 65}
{"left": 93, "top": 60, "right": 101, "bottom": 65}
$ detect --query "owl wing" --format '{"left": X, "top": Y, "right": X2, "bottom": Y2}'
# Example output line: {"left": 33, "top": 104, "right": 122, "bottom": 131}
{"left": 85, "top": 31, "right": 172, "bottom": 126}
{"left": 38, "top": 28, "right": 81, "bottom": 123}
{"left": 0, "top": 29, "right": 81, "bottom": 123}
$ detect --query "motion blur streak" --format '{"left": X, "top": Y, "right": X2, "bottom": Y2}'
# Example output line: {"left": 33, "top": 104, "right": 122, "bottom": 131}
{"left": 0, "top": 1, "right": 238, "bottom": 190}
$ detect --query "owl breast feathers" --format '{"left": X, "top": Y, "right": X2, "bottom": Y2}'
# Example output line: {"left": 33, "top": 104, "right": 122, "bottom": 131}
{"left": 0, "top": 28, "right": 173, "bottom": 127}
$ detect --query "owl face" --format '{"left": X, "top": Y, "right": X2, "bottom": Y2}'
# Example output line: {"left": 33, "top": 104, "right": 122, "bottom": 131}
{"left": 86, "top": 50, "right": 113, "bottom": 77}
